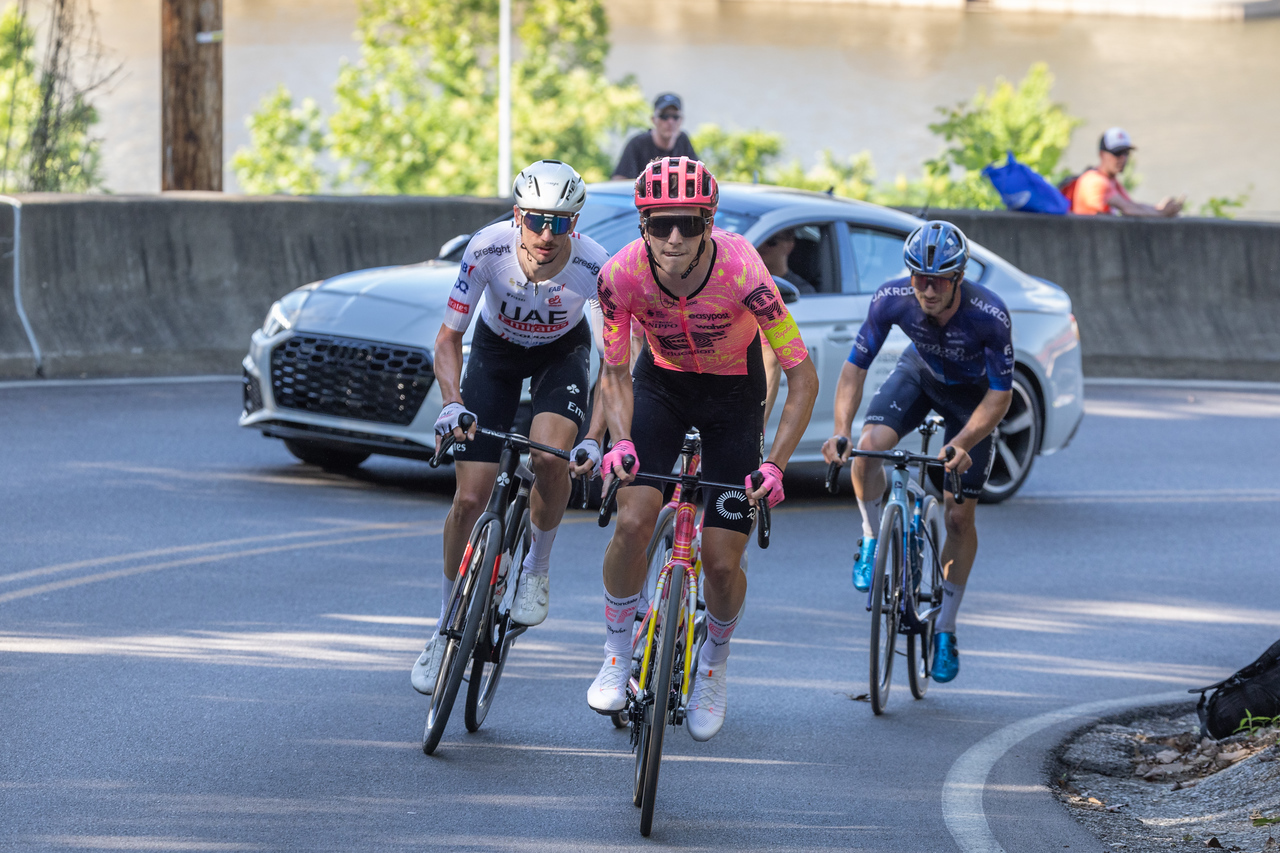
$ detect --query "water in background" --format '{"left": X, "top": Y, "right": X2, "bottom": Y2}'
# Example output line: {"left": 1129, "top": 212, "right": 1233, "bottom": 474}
{"left": 43, "top": 0, "right": 1280, "bottom": 218}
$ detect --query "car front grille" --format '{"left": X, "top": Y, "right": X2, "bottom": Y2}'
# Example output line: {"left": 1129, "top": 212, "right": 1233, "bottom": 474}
{"left": 269, "top": 334, "right": 434, "bottom": 426}
{"left": 242, "top": 368, "right": 263, "bottom": 415}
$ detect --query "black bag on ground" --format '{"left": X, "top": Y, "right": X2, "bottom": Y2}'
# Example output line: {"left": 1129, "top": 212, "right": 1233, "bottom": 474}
{"left": 1190, "top": 637, "right": 1280, "bottom": 739}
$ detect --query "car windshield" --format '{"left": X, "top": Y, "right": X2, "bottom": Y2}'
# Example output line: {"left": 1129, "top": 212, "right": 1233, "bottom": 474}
{"left": 440, "top": 193, "right": 759, "bottom": 259}
{"left": 577, "top": 197, "right": 759, "bottom": 255}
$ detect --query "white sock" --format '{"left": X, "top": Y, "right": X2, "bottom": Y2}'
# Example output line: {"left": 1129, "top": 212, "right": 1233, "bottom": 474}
{"left": 937, "top": 580, "right": 966, "bottom": 634}
{"left": 700, "top": 611, "right": 738, "bottom": 669}
{"left": 521, "top": 522, "right": 558, "bottom": 576}
{"left": 439, "top": 574, "right": 453, "bottom": 629}
{"left": 858, "top": 493, "right": 883, "bottom": 539}
{"left": 604, "top": 589, "right": 642, "bottom": 658}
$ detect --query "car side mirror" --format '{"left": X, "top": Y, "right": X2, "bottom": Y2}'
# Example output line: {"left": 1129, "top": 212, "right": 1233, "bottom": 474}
{"left": 437, "top": 233, "right": 471, "bottom": 262}
{"left": 772, "top": 275, "right": 800, "bottom": 304}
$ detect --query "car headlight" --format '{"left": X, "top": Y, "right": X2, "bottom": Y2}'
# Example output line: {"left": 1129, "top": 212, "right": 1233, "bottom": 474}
{"left": 261, "top": 289, "right": 310, "bottom": 336}
{"left": 262, "top": 301, "right": 294, "bottom": 336}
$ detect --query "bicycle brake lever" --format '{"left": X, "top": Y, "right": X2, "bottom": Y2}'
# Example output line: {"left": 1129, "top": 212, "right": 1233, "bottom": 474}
{"left": 575, "top": 448, "right": 590, "bottom": 510}
{"left": 598, "top": 454, "right": 635, "bottom": 528}
{"left": 751, "top": 471, "right": 771, "bottom": 550}
{"left": 943, "top": 446, "right": 965, "bottom": 505}
{"left": 826, "top": 436, "right": 849, "bottom": 495}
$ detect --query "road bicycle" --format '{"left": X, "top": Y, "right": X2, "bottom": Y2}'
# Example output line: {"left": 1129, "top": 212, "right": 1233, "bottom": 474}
{"left": 420, "top": 413, "right": 574, "bottom": 755}
{"left": 597, "top": 431, "right": 771, "bottom": 836}
{"left": 827, "top": 416, "right": 962, "bottom": 715}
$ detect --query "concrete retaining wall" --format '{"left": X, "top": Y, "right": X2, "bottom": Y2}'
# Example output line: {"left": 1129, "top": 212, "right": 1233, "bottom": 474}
{"left": 1, "top": 195, "right": 1277, "bottom": 381}
{"left": 938, "top": 210, "right": 1280, "bottom": 380}
{"left": 0, "top": 193, "right": 509, "bottom": 379}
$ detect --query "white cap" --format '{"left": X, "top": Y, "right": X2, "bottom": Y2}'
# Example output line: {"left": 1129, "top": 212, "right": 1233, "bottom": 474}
{"left": 1100, "top": 127, "right": 1136, "bottom": 154}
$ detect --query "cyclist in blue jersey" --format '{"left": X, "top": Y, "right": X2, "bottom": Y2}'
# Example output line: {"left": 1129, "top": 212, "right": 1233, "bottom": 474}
{"left": 821, "top": 221, "right": 1013, "bottom": 683}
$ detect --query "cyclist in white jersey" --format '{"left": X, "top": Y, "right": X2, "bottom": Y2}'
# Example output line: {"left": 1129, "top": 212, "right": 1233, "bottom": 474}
{"left": 411, "top": 160, "right": 611, "bottom": 695}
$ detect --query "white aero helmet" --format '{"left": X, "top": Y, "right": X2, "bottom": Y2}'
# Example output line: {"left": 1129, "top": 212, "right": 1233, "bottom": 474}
{"left": 512, "top": 159, "right": 587, "bottom": 214}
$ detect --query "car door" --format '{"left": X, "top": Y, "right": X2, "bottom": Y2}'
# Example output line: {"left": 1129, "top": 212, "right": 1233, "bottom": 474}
{"left": 755, "top": 217, "right": 862, "bottom": 460}
{"left": 840, "top": 224, "right": 913, "bottom": 429}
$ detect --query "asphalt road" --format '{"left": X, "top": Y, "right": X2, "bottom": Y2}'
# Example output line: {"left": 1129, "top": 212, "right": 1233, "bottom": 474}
{"left": 3, "top": 378, "right": 1278, "bottom": 853}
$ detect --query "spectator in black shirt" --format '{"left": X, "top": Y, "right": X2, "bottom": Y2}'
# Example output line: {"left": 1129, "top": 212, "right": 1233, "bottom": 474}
{"left": 611, "top": 93, "right": 698, "bottom": 180}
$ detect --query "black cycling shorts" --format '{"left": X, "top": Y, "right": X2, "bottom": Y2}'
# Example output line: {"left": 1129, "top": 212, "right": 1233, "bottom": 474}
{"left": 862, "top": 348, "right": 995, "bottom": 500}
{"left": 453, "top": 318, "right": 591, "bottom": 463}
{"left": 628, "top": 337, "right": 766, "bottom": 536}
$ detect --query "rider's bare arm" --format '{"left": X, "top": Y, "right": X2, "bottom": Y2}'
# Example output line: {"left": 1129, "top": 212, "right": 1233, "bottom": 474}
{"left": 943, "top": 387, "right": 1012, "bottom": 472}
{"left": 599, "top": 359, "right": 637, "bottom": 482}
{"left": 764, "top": 355, "right": 819, "bottom": 471}
{"left": 433, "top": 325, "right": 466, "bottom": 406}
{"left": 823, "top": 362, "right": 868, "bottom": 464}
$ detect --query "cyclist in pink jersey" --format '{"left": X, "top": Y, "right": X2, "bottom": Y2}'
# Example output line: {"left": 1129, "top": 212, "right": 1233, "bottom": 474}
{"left": 586, "top": 157, "right": 818, "bottom": 742}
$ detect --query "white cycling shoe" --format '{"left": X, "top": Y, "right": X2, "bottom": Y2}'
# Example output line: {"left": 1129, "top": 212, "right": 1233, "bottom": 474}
{"left": 410, "top": 635, "right": 444, "bottom": 695}
{"left": 511, "top": 572, "right": 549, "bottom": 626}
{"left": 686, "top": 661, "right": 728, "bottom": 742}
{"left": 587, "top": 654, "right": 629, "bottom": 713}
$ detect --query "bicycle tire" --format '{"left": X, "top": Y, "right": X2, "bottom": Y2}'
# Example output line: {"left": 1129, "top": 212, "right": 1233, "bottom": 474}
{"left": 908, "top": 496, "right": 945, "bottom": 700}
{"left": 423, "top": 519, "right": 499, "bottom": 755}
{"left": 640, "top": 563, "right": 684, "bottom": 837}
{"left": 643, "top": 505, "right": 676, "bottom": 607}
{"left": 465, "top": 508, "right": 530, "bottom": 732}
{"left": 869, "top": 503, "right": 903, "bottom": 715}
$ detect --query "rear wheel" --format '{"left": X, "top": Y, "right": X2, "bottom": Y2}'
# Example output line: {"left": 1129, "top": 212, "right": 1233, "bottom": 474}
{"left": 869, "top": 503, "right": 903, "bottom": 716}
{"left": 283, "top": 439, "right": 370, "bottom": 471}
{"left": 908, "top": 497, "right": 945, "bottom": 700}
{"left": 639, "top": 565, "right": 683, "bottom": 837}
{"left": 423, "top": 519, "right": 498, "bottom": 755}
{"left": 465, "top": 509, "right": 529, "bottom": 732}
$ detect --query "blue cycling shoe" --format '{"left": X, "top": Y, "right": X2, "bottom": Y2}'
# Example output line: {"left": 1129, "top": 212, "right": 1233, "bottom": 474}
{"left": 932, "top": 632, "right": 959, "bottom": 683}
{"left": 852, "top": 537, "right": 876, "bottom": 592}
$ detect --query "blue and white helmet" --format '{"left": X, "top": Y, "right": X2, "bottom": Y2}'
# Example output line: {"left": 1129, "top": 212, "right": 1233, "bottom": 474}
{"left": 904, "top": 220, "right": 969, "bottom": 278}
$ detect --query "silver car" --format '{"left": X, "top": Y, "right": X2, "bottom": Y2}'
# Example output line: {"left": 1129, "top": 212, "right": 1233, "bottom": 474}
{"left": 240, "top": 182, "right": 1083, "bottom": 502}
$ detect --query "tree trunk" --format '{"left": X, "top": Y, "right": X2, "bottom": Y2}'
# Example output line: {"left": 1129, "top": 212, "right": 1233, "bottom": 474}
{"left": 161, "top": 0, "right": 221, "bottom": 191}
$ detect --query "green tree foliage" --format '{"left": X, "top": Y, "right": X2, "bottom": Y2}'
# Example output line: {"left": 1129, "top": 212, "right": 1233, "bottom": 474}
{"left": 231, "top": 86, "right": 325, "bottom": 195}
{"left": 691, "top": 124, "right": 783, "bottom": 183}
{"left": 0, "top": 4, "right": 106, "bottom": 193}
{"left": 1198, "top": 189, "right": 1249, "bottom": 219}
{"left": 234, "top": 0, "right": 648, "bottom": 195}
{"left": 916, "top": 62, "right": 1081, "bottom": 209}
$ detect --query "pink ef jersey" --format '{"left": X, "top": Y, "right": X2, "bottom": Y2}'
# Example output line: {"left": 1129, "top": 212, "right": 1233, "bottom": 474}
{"left": 597, "top": 229, "right": 809, "bottom": 375}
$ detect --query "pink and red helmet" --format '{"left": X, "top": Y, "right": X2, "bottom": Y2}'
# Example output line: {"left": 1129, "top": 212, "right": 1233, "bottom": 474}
{"left": 634, "top": 156, "right": 718, "bottom": 215}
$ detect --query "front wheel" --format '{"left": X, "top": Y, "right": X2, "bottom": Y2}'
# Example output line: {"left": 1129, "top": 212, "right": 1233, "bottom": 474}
{"left": 423, "top": 519, "right": 499, "bottom": 755}
{"left": 639, "top": 564, "right": 683, "bottom": 837}
{"left": 908, "top": 497, "right": 945, "bottom": 700}
{"left": 869, "top": 503, "right": 903, "bottom": 716}
{"left": 465, "top": 509, "right": 529, "bottom": 732}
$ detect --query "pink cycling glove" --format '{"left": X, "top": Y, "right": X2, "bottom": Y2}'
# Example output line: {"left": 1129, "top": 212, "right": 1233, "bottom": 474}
{"left": 601, "top": 439, "right": 638, "bottom": 490}
{"left": 747, "top": 461, "right": 785, "bottom": 509}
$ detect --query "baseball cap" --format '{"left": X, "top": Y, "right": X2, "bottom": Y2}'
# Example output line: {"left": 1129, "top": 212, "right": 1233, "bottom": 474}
{"left": 1100, "top": 127, "right": 1136, "bottom": 154}
{"left": 653, "top": 93, "right": 682, "bottom": 114}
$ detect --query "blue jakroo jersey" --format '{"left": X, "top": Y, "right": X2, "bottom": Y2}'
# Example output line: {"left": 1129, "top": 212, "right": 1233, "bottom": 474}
{"left": 848, "top": 278, "right": 1015, "bottom": 391}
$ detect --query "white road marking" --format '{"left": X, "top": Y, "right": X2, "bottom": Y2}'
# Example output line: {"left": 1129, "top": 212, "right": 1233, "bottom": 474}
{"left": 943, "top": 689, "right": 1190, "bottom": 853}
{"left": 0, "top": 375, "right": 238, "bottom": 390}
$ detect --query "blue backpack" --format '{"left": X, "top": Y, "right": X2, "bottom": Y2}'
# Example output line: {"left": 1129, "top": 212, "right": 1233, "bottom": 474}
{"left": 982, "top": 152, "right": 1069, "bottom": 215}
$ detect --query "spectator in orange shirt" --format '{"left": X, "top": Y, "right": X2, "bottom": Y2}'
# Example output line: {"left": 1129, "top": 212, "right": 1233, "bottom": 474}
{"left": 1072, "top": 128, "right": 1184, "bottom": 217}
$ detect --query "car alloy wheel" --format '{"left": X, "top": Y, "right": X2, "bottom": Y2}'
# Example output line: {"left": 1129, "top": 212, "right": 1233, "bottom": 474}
{"left": 979, "top": 370, "right": 1041, "bottom": 504}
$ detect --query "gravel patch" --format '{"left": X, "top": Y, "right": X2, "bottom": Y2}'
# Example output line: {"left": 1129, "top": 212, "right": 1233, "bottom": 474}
{"left": 1052, "top": 703, "right": 1280, "bottom": 853}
